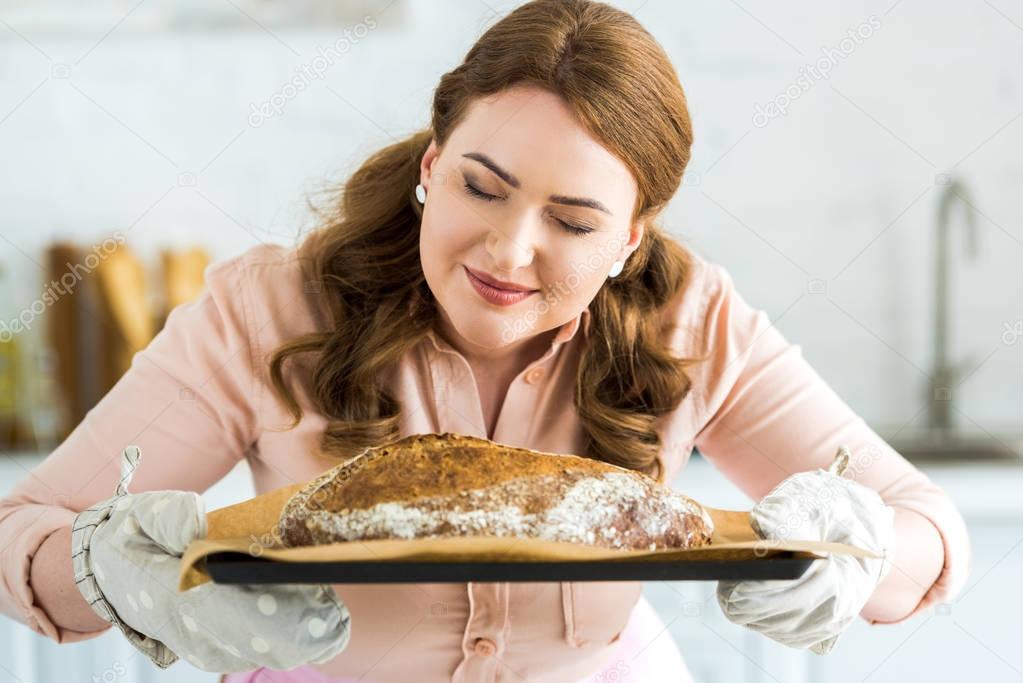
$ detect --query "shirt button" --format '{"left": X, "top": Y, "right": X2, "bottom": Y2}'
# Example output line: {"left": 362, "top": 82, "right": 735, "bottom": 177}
{"left": 473, "top": 637, "right": 497, "bottom": 657}
{"left": 524, "top": 367, "right": 546, "bottom": 384}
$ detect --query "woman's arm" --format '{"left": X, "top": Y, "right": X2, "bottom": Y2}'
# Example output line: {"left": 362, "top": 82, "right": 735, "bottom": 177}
{"left": 683, "top": 260, "right": 970, "bottom": 625}
{"left": 0, "top": 246, "right": 266, "bottom": 643}
{"left": 859, "top": 506, "right": 943, "bottom": 623}
{"left": 30, "top": 526, "right": 109, "bottom": 634}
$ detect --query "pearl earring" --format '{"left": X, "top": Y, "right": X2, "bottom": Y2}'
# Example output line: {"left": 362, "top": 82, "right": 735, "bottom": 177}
{"left": 415, "top": 183, "right": 426, "bottom": 204}
{"left": 607, "top": 260, "right": 624, "bottom": 278}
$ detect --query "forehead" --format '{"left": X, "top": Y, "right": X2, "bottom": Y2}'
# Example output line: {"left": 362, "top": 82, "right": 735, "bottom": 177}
{"left": 445, "top": 85, "right": 638, "bottom": 215}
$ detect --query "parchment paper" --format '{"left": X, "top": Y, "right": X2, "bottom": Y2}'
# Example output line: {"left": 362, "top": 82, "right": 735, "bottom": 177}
{"left": 178, "top": 481, "right": 879, "bottom": 592}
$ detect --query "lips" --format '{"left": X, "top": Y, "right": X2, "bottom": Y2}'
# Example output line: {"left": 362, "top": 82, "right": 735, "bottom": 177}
{"left": 464, "top": 266, "right": 538, "bottom": 293}
{"left": 464, "top": 266, "right": 538, "bottom": 307}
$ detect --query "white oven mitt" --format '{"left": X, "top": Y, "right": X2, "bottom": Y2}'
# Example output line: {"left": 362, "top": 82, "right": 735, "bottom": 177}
{"left": 72, "top": 446, "right": 352, "bottom": 672}
{"left": 715, "top": 446, "right": 896, "bottom": 655}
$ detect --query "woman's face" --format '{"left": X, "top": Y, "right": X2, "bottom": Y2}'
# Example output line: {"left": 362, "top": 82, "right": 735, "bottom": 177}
{"left": 419, "top": 84, "right": 645, "bottom": 363}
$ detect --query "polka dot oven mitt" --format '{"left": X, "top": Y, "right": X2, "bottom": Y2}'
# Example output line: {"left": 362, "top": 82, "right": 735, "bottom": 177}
{"left": 71, "top": 446, "right": 352, "bottom": 672}
{"left": 715, "top": 446, "right": 896, "bottom": 655}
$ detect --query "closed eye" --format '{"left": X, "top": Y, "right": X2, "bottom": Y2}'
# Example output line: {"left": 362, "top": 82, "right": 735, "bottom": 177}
{"left": 463, "top": 181, "right": 498, "bottom": 202}
{"left": 462, "top": 181, "right": 594, "bottom": 236}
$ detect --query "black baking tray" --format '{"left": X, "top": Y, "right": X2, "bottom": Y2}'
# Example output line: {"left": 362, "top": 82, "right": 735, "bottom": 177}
{"left": 204, "top": 552, "right": 818, "bottom": 583}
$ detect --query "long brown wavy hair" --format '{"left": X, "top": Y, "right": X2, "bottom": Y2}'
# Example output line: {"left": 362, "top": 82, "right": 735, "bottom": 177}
{"left": 267, "top": 0, "right": 708, "bottom": 484}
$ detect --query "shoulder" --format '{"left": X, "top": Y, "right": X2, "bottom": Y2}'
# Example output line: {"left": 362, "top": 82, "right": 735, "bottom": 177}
{"left": 205, "top": 241, "right": 306, "bottom": 285}
{"left": 658, "top": 242, "right": 735, "bottom": 359}
{"left": 203, "top": 241, "right": 327, "bottom": 362}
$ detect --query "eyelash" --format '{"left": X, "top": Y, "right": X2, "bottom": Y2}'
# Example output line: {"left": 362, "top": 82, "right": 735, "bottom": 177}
{"left": 462, "top": 181, "right": 594, "bottom": 236}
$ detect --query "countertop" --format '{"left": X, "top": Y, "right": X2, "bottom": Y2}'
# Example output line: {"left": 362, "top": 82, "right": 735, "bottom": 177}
{"left": 2, "top": 450, "right": 1020, "bottom": 518}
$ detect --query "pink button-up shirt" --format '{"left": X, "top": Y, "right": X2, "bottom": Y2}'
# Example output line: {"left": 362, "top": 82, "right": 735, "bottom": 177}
{"left": 0, "top": 242, "right": 970, "bottom": 682}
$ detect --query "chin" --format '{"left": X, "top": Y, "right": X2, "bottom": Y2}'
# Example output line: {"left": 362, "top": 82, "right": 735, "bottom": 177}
{"left": 450, "top": 310, "right": 518, "bottom": 349}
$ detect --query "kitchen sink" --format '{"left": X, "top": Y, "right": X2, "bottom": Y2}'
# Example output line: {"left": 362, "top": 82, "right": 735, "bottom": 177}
{"left": 883, "top": 431, "right": 1023, "bottom": 462}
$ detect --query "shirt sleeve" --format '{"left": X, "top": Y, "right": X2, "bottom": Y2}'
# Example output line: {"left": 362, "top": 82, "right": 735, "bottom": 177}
{"left": 687, "top": 259, "right": 971, "bottom": 625}
{"left": 0, "top": 245, "right": 265, "bottom": 644}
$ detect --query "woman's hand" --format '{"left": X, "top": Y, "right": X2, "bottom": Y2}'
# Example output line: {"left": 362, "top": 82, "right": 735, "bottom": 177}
{"left": 72, "top": 447, "right": 351, "bottom": 672}
{"left": 716, "top": 446, "right": 896, "bottom": 654}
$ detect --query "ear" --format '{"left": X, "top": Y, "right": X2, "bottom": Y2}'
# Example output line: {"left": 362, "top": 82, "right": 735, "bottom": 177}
{"left": 420, "top": 138, "right": 440, "bottom": 189}
{"left": 620, "top": 219, "right": 646, "bottom": 261}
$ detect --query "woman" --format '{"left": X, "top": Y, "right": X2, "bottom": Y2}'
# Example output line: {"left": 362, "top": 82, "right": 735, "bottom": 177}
{"left": 0, "top": 1, "right": 970, "bottom": 682}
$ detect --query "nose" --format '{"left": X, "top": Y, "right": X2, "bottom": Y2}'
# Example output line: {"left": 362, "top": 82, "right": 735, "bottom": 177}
{"left": 485, "top": 216, "right": 538, "bottom": 273}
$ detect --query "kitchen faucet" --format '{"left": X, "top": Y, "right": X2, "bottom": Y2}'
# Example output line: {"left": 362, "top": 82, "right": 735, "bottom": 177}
{"left": 886, "top": 174, "right": 1021, "bottom": 460}
{"left": 929, "top": 175, "right": 979, "bottom": 432}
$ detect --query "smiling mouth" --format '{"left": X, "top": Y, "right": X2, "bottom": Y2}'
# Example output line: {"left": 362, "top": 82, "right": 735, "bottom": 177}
{"left": 464, "top": 266, "right": 538, "bottom": 292}
{"left": 464, "top": 266, "right": 539, "bottom": 305}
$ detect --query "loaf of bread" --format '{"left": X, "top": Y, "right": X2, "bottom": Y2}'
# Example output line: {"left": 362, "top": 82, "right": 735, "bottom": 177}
{"left": 277, "top": 432, "right": 714, "bottom": 551}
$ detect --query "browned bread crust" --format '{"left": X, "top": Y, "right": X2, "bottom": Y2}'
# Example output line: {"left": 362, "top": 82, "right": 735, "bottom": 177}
{"left": 278, "top": 432, "right": 713, "bottom": 551}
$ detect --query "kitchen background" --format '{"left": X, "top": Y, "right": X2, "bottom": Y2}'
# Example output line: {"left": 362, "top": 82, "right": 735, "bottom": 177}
{"left": 1, "top": 0, "right": 1021, "bottom": 681}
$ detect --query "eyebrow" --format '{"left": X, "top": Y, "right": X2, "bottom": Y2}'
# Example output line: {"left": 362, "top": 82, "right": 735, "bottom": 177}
{"left": 461, "top": 152, "right": 613, "bottom": 216}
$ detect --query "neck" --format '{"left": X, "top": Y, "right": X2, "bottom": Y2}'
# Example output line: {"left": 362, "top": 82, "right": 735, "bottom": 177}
{"left": 434, "top": 313, "right": 560, "bottom": 374}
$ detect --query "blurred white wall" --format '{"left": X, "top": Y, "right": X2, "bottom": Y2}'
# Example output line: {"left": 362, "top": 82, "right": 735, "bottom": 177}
{"left": 2, "top": 0, "right": 1021, "bottom": 434}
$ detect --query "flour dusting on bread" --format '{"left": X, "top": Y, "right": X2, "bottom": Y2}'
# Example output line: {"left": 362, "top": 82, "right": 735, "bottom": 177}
{"left": 278, "top": 432, "right": 713, "bottom": 551}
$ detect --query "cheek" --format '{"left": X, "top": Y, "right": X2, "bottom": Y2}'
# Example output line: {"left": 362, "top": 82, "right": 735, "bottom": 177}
{"left": 543, "top": 244, "right": 609, "bottom": 304}
{"left": 419, "top": 207, "right": 483, "bottom": 290}
{"left": 423, "top": 191, "right": 481, "bottom": 249}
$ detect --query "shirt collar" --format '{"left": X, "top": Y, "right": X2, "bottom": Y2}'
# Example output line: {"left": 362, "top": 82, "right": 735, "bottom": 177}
{"left": 553, "top": 305, "right": 591, "bottom": 345}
